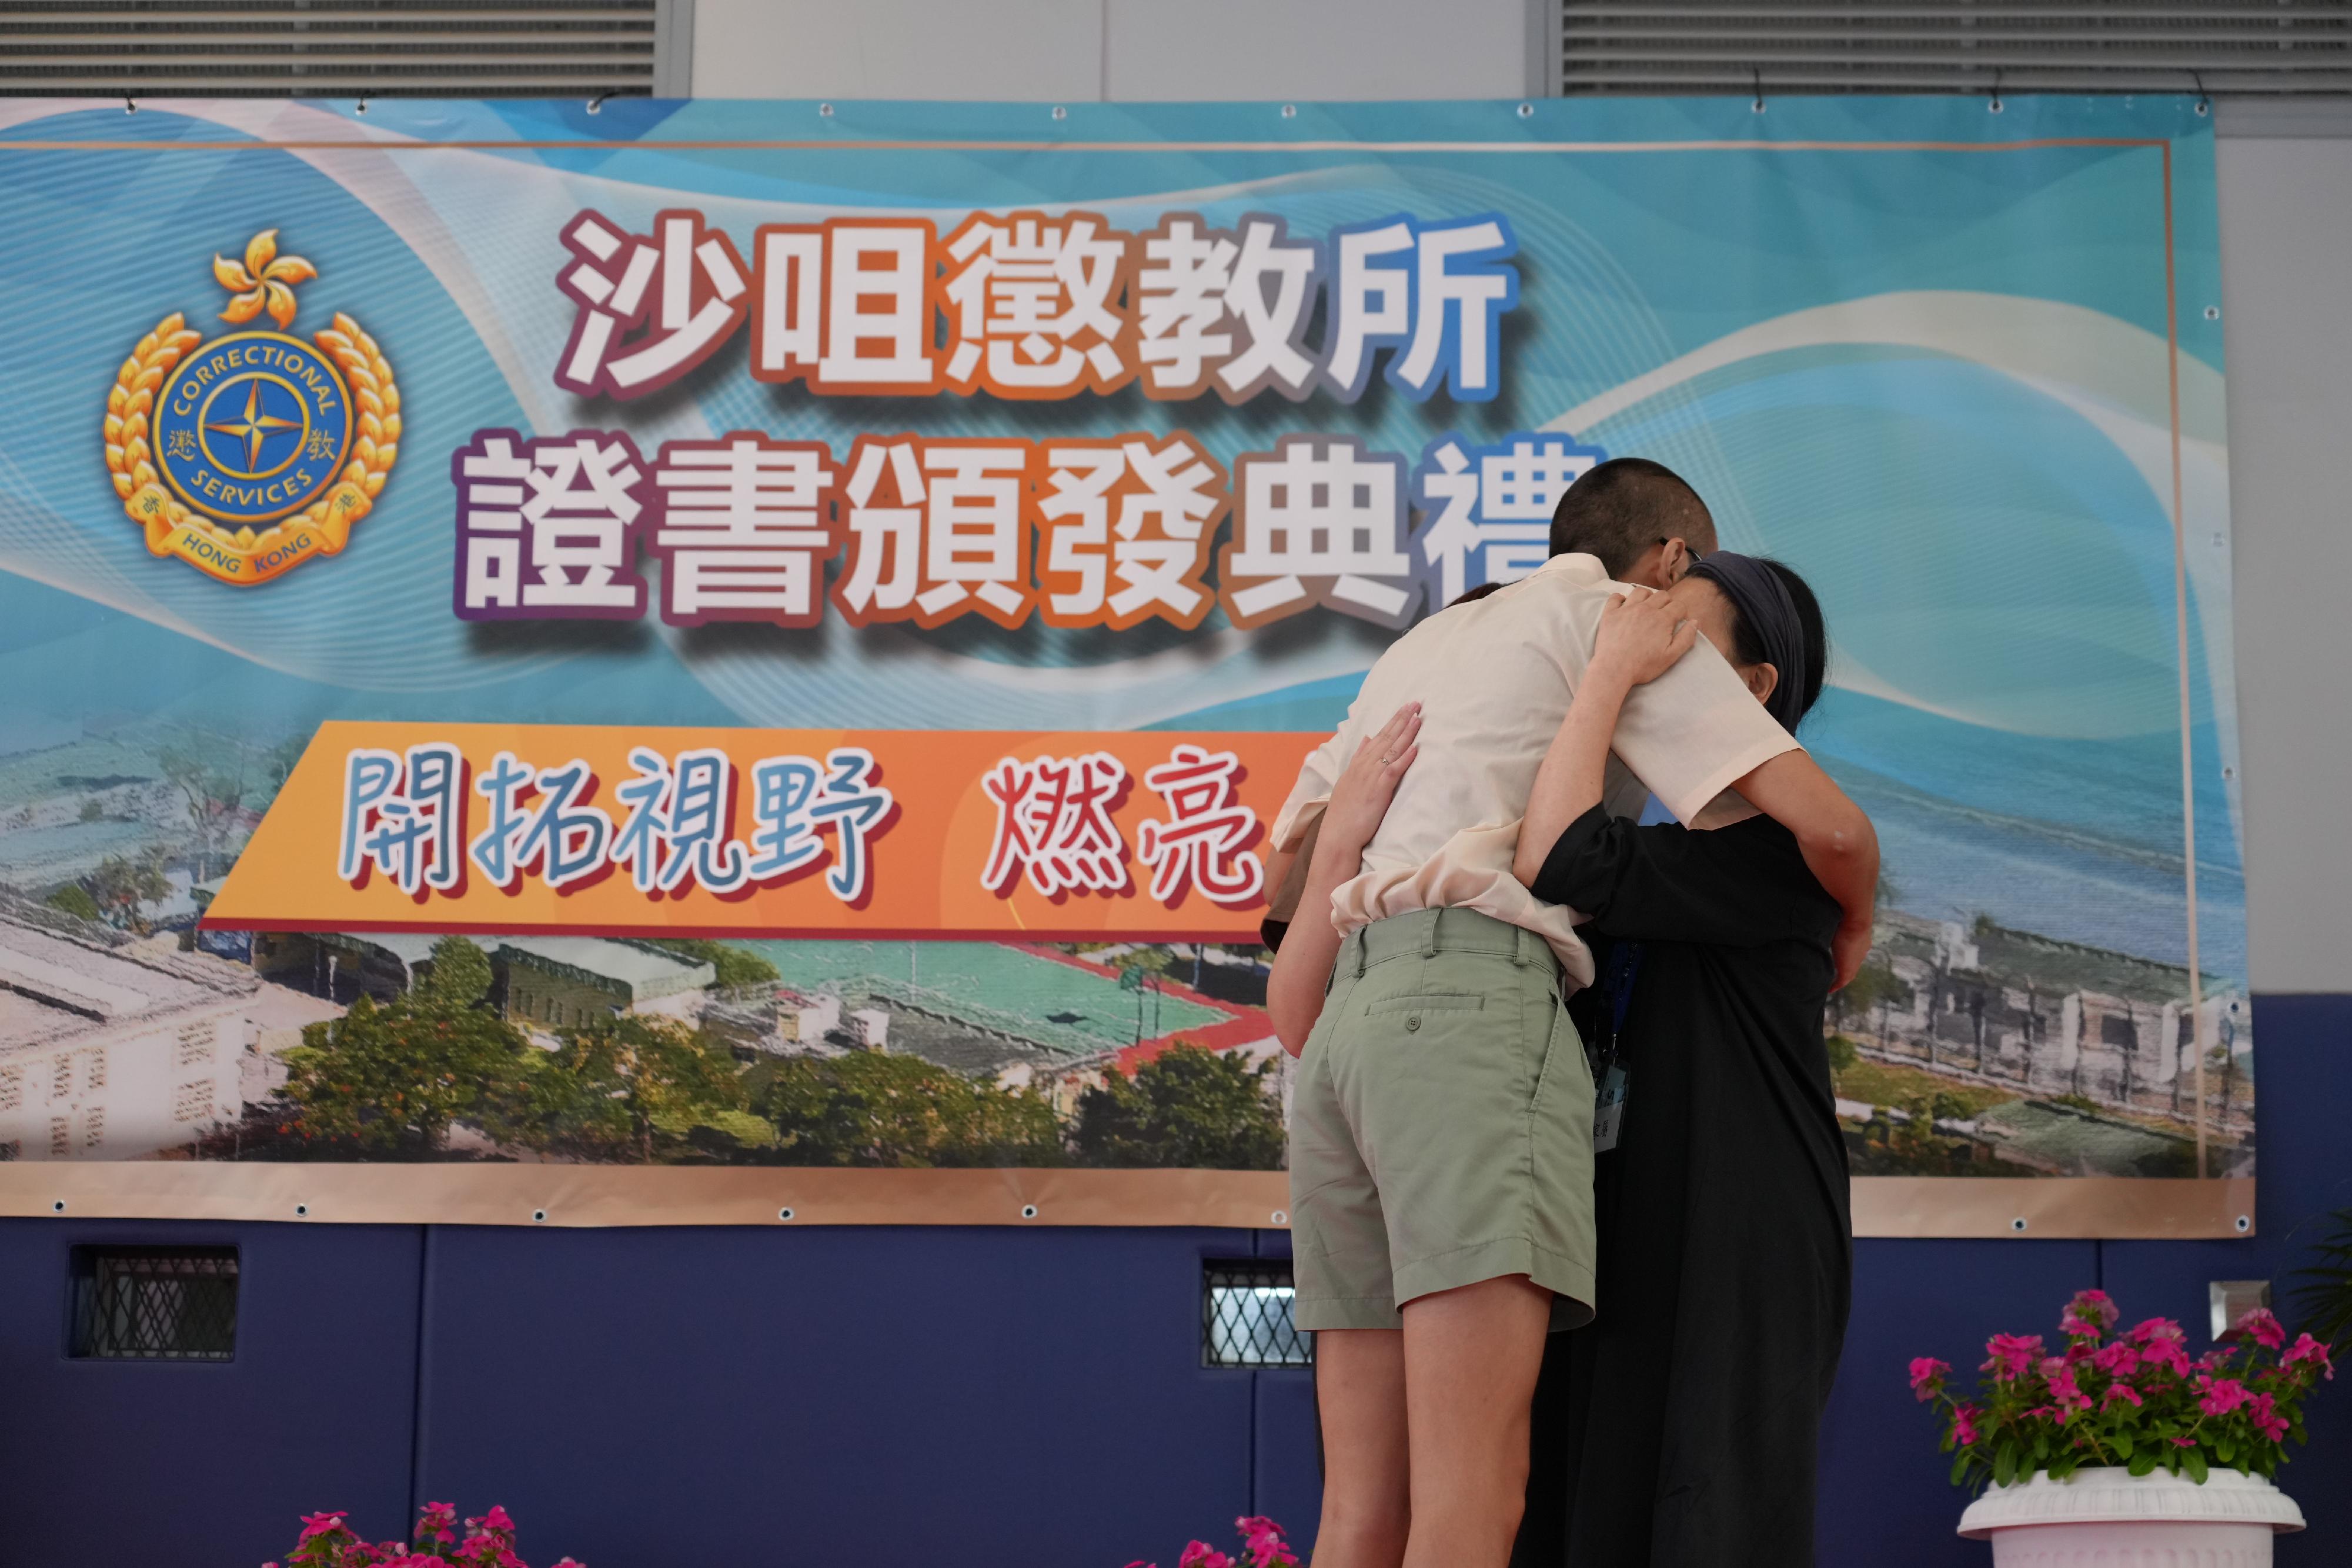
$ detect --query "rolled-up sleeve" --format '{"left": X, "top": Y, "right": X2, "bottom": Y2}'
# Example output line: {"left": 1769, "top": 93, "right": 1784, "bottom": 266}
{"left": 1610, "top": 636, "right": 1800, "bottom": 825}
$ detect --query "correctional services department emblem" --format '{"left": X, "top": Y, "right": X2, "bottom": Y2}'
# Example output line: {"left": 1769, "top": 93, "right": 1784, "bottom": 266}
{"left": 103, "top": 229, "right": 400, "bottom": 585}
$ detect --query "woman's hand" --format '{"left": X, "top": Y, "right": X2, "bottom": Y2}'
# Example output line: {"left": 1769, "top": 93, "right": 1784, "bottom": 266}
{"left": 1589, "top": 590, "right": 1698, "bottom": 689}
{"left": 1319, "top": 703, "right": 1421, "bottom": 862}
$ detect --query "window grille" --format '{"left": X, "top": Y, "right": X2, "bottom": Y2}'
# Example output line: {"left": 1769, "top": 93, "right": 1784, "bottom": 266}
{"left": 83, "top": 1047, "right": 107, "bottom": 1091}
{"left": 49, "top": 1057, "right": 71, "bottom": 1102}
{"left": 0, "top": 1, "right": 685, "bottom": 100}
{"left": 1560, "top": 1, "right": 2352, "bottom": 96}
{"left": 173, "top": 1079, "right": 214, "bottom": 1122}
{"left": 81, "top": 1106, "right": 103, "bottom": 1148}
{"left": 48, "top": 1116, "right": 69, "bottom": 1156}
{"left": 176, "top": 1022, "right": 215, "bottom": 1069}
{"left": 1203, "top": 1259, "right": 1312, "bottom": 1368}
{"left": 69, "top": 1247, "right": 239, "bottom": 1360}
{"left": 0, "top": 1068, "right": 21, "bottom": 1113}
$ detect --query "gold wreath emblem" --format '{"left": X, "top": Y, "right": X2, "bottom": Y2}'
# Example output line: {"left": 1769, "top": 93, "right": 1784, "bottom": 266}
{"left": 102, "top": 230, "right": 401, "bottom": 586}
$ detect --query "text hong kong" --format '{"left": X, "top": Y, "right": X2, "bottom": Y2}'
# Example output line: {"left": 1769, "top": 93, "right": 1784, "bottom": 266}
{"left": 336, "top": 741, "right": 1268, "bottom": 910}
{"left": 453, "top": 429, "right": 1606, "bottom": 633}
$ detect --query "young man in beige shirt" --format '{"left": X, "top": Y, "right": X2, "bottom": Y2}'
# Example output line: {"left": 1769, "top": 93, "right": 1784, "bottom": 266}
{"left": 1261, "top": 459, "right": 1877, "bottom": 1568}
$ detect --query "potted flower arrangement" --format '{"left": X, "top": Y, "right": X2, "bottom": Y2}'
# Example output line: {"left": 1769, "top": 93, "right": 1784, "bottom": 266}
{"left": 265, "top": 1500, "right": 580, "bottom": 1568}
{"left": 1910, "top": 1289, "right": 2330, "bottom": 1564}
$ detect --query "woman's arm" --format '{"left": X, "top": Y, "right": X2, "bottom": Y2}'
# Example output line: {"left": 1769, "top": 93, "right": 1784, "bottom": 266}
{"left": 1267, "top": 703, "right": 1422, "bottom": 1056}
{"left": 1511, "top": 593, "right": 1693, "bottom": 888}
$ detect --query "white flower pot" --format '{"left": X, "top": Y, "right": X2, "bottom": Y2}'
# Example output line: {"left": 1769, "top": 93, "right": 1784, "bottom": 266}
{"left": 1957, "top": 1465, "right": 2305, "bottom": 1566}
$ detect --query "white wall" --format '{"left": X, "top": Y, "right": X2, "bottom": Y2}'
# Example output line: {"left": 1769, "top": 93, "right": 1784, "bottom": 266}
{"left": 683, "top": 4, "right": 2352, "bottom": 992}
{"left": 2214, "top": 133, "right": 2352, "bottom": 994}
{"left": 690, "top": 0, "right": 1536, "bottom": 102}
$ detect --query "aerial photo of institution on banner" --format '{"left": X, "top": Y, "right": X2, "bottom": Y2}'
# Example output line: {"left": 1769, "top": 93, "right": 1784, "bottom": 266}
{"left": 0, "top": 93, "right": 2240, "bottom": 1236}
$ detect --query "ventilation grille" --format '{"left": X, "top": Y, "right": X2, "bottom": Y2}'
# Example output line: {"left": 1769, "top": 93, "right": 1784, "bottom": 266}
{"left": 0, "top": 2, "right": 662, "bottom": 99}
{"left": 69, "top": 1245, "right": 239, "bottom": 1360}
{"left": 1203, "top": 1259, "right": 1312, "bottom": 1368}
{"left": 1562, "top": 2, "right": 2352, "bottom": 96}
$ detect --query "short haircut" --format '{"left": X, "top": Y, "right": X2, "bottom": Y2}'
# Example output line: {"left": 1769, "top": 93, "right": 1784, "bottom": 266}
{"left": 1547, "top": 457, "right": 1717, "bottom": 577}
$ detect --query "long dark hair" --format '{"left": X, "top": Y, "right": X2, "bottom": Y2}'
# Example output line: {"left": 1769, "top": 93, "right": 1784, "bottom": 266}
{"left": 1700, "top": 557, "right": 1827, "bottom": 727}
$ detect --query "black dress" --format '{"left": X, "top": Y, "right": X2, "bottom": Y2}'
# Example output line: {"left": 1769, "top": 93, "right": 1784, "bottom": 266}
{"left": 1512, "top": 805, "right": 1852, "bottom": 1568}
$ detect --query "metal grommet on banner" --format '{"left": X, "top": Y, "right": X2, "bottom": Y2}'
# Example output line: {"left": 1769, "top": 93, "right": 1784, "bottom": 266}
{"left": 2193, "top": 71, "right": 2211, "bottom": 116}
{"left": 355, "top": 96, "right": 369, "bottom": 116}
{"left": 1271, "top": 1210, "right": 1288, "bottom": 1225}
{"left": 1020, "top": 1203, "right": 1040, "bottom": 1219}
{"left": 1051, "top": 106, "right": 1068, "bottom": 122}
{"left": 1516, "top": 102, "right": 1533, "bottom": 119}
{"left": 123, "top": 97, "right": 136, "bottom": 115}
{"left": 777, "top": 1207, "right": 796, "bottom": 1222}
{"left": 2204, "top": 306, "right": 2220, "bottom": 322}
{"left": 818, "top": 103, "right": 834, "bottom": 118}
{"left": 1752, "top": 68, "right": 1765, "bottom": 115}
{"left": 587, "top": 93, "right": 609, "bottom": 115}
{"left": 2236, "top": 1215, "right": 2252, "bottom": 1233}
{"left": 1988, "top": 71, "right": 2004, "bottom": 115}
{"left": 295, "top": 1203, "right": 311, "bottom": 1218}
{"left": 532, "top": 1209, "right": 548, "bottom": 1224}
{"left": 1281, "top": 105, "right": 1298, "bottom": 120}
{"left": 2010, "top": 1216, "right": 2029, "bottom": 1233}
{"left": 50, "top": 1199, "right": 65, "bottom": 1214}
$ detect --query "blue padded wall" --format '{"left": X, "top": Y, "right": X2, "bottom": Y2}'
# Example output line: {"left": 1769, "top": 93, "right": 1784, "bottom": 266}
{"left": 0, "top": 995, "right": 2345, "bottom": 1566}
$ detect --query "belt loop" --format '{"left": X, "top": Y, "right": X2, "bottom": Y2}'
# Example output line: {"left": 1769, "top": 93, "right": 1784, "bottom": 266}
{"left": 1512, "top": 924, "right": 1532, "bottom": 967}
{"left": 1353, "top": 928, "right": 1367, "bottom": 978}
{"left": 1422, "top": 908, "right": 1442, "bottom": 958}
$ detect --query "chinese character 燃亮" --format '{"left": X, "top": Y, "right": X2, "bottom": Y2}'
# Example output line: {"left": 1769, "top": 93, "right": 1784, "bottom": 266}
{"left": 1136, "top": 744, "right": 1264, "bottom": 907}
{"left": 980, "top": 752, "right": 1131, "bottom": 898}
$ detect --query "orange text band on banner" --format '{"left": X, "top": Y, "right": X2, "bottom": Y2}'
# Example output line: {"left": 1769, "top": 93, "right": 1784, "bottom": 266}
{"left": 203, "top": 722, "right": 1322, "bottom": 941}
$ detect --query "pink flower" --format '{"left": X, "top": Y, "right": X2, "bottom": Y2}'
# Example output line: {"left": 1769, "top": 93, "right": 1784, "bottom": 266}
{"left": 2198, "top": 1375, "right": 2252, "bottom": 1416}
{"left": 1953, "top": 1403, "right": 1983, "bottom": 1446}
{"left": 2173, "top": 1436, "right": 2197, "bottom": 1447}
{"left": 2126, "top": 1317, "right": 2186, "bottom": 1348}
{"left": 1178, "top": 1543, "right": 1235, "bottom": 1568}
{"left": 296, "top": 1513, "right": 350, "bottom": 1544}
{"left": 1983, "top": 1333, "right": 2044, "bottom": 1382}
{"left": 2046, "top": 1363, "right": 2092, "bottom": 1415}
{"left": 2091, "top": 1342, "right": 2141, "bottom": 1378}
{"left": 479, "top": 1506, "right": 516, "bottom": 1534}
{"left": 2062, "top": 1289, "right": 2120, "bottom": 1339}
{"left": 1909, "top": 1357, "right": 1950, "bottom": 1401}
{"left": 2140, "top": 1339, "right": 2191, "bottom": 1378}
{"left": 2102, "top": 1382, "right": 2143, "bottom": 1409}
{"left": 2234, "top": 1308, "right": 2286, "bottom": 1349}
{"left": 2284, "top": 1334, "right": 2337, "bottom": 1379}
{"left": 2249, "top": 1391, "right": 2290, "bottom": 1442}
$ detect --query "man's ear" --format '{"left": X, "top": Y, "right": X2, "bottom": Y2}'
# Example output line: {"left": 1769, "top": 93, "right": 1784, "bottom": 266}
{"left": 1661, "top": 537, "right": 1700, "bottom": 584}
{"left": 1745, "top": 662, "right": 1780, "bottom": 705}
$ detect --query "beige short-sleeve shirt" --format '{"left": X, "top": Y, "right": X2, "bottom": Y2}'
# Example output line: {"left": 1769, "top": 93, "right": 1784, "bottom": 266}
{"left": 1268, "top": 552, "right": 1800, "bottom": 990}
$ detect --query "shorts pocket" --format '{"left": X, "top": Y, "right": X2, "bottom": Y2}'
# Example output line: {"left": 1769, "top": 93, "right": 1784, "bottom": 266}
{"left": 1364, "top": 994, "right": 1486, "bottom": 1016}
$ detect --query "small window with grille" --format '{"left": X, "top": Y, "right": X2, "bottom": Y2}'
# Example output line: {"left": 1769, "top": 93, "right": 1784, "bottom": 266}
{"left": 1202, "top": 1259, "right": 1312, "bottom": 1368}
{"left": 69, "top": 1246, "right": 239, "bottom": 1361}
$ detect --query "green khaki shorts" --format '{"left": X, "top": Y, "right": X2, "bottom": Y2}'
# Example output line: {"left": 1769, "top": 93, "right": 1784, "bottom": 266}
{"left": 1288, "top": 907, "right": 1596, "bottom": 1332}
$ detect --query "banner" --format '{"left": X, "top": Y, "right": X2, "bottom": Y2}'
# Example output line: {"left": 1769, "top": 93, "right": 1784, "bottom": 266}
{"left": 0, "top": 95, "right": 2244, "bottom": 1235}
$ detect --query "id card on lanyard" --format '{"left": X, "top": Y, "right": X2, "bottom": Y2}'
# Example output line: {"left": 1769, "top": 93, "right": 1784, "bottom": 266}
{"left": 1592, "top": 942, "right": 1643, "bottom": 1154}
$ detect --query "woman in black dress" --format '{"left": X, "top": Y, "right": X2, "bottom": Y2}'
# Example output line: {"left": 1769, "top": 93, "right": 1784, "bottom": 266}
{"left": 1504, "top": 554, "right": 1853, "bottom": 1568}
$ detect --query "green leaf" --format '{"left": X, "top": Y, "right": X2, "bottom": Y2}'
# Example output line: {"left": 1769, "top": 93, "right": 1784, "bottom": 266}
{"left": 2216, "top": 1437, "right": 2236, "bottom": 1464}
{"left": 1994, "top": 1442, "right": 2019, "bottom": 1488}
{"left": 2032, "top": 1432, "right": 2050, "bottom": 1462}
{"left": 2184, "top": 1448, "right": 2210, "bottom": 1485}
{"left": 2112, "top": 1432, "right": 2134, "bottom": 1458}
{"left": 2128, "top": 1449, "right": 2160, "bottom": 1477}
{"left": 1950, "top": 1451, "right": 1973, "bottom": 1486}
